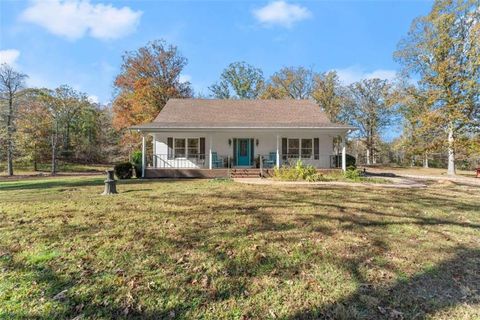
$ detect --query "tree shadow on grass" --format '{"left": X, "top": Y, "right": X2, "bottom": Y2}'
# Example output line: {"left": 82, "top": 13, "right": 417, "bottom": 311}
{"left": 2, "top": 181, "right": 479, "bottom": 319}
{"left": 0, "top": 252, "right": 190, "bottom": 319}
{"left": 287, "top": 247, "right": 480, "bottom": 319}
{"left": 0, "top": 177, "right": 163, "bottom": 191}
{"left": 0, "top": 177, "right": 105, "bottom": 191}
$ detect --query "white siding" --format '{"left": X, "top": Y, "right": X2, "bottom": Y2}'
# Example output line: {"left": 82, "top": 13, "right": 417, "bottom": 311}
{"left": 151, "top": 130, "right": 338, "bottom": 169}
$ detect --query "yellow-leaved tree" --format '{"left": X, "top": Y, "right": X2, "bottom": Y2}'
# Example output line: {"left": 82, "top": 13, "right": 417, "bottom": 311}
{"left": 395, "top": 0, "right": 480, "bottom": 175}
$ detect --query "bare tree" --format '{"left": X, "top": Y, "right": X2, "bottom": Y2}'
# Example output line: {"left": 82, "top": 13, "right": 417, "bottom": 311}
{"left": 0, "top": 64, "right": 27, "bottom": 176}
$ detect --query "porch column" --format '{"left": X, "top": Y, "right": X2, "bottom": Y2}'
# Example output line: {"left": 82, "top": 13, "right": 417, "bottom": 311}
{"left": 141, "top": 134, "right": 146, "bottom": 178}
{"left": 208, "top": 134, "right": 212, "bottom": 170}
{"left": 152, "top": 134, "right": 156, "bottom": 168}
{"left": 276, "top": 134, "right": 280, "bottom": 167}
{"left": 341, "top": 135, "right": 346, "bottom": 172}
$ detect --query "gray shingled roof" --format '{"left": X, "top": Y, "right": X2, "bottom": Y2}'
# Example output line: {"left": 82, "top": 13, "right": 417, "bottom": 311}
{"left": 130, "top": 99, "right": 355, "bottom": 130}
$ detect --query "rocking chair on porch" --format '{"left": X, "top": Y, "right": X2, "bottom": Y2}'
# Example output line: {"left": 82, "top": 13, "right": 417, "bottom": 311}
{"left": 263, "top": 152, "right": 277, "bottom": 168}
{"left": 211, "top": 152, "right": 224, "bottom": 168}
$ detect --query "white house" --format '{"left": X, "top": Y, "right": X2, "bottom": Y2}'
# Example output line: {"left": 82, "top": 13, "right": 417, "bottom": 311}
{"left": 131, "top": 99, "right": 355, "bottom": 178}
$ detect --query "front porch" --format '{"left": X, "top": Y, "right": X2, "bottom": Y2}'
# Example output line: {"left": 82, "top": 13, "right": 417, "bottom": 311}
{"left": 139, "top": 131, "right": 349, "bottom": 178}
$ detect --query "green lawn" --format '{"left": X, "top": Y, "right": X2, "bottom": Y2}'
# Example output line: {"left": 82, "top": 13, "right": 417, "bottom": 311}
{"left": 0, "top": 163, "right": 112, "bottom": 177}
{"left": 0, "top": 177, "right": 479, "bottom": 319}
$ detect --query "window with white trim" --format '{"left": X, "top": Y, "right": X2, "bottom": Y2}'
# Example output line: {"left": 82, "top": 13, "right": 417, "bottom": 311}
{"left": 301, "top": 139, "right": 313, "bottom": 158}
{"left": 174, "top": 138, "right": 200, "bottom": 158}
{"left": 287, "top": 138, "right": 313, "bottom": 159}
{"left": 187, "top": 138, "right": 199, "bottom": 157}
{"left": 174, "top": 138, "right": 186, "bottom": 158}
{"left": 287, "top": 139, "right": 299, "bottom": 157}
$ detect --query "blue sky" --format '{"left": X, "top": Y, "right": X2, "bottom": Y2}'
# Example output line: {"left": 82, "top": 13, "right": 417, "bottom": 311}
{"left": 1, "top": 0, "right": 432, "bottom": 107}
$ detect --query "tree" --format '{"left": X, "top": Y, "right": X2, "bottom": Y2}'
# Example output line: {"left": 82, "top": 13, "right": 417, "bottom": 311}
{"left": 36, "top": 88, "right": 61, "bottom": 175}
{"left": 0, "top": 64, "right": 27, "bottom": 175}
{"left": 394, "top": 0, "right": 480, "bottom": 175}
{"left": 72, "top": 103, "right": 120, "bottom": 163}
{"left": 34, "top": 86, "right": 89, "bottom": 174}
{"left": 262, "top": 66, "right": 315, "bottom": 99}
{"left": 345, "top": 78, "right": 394, "bottom": 165}
{"left": 312, "top": 71, "right": 347, "bottom": 122}
{"left": 113, "top": 40, "right": 193, "bottom": 133}
{"left": 209, "top": 61, "right": 265, "bottom": 99}
{"left": 16, "top": 89, "right": 51, "bottom": 171}
{"left": 55, "top": 85, "right": 89, "bottom": 158}
{"left": 392, "top": 83, "right": 443, "bottom": 168}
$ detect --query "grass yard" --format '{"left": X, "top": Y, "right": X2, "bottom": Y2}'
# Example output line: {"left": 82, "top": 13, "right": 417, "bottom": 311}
{"left": 365, "top": 166, "right": 477, "bottom": 178}
{"left": 0, "top": 177, "right": 479, "bottom": 319}
{"left": 0, "top": 163, "right": 111, "bottom": 178}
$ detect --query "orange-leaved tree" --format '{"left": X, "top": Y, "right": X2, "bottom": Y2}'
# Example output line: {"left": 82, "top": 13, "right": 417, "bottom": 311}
{"left": 112, "top": 40, "right": 193, "bottom": 153}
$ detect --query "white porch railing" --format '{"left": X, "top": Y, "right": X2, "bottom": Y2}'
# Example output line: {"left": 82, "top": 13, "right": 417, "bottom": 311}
{"left": 149, "top": 153, "right": 343, "bottom": 169}
{"left": 152, "top": 154, "right": 207, "bottom": 168}
{"left": 279, "top": 154, "right": 342, "bottom": 168}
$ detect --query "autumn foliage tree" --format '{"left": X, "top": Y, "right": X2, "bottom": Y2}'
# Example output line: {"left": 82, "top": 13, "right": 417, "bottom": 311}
{"left": 113, "top": 40, "right": 193, "bottom": 139}
{"left": 312, "top": 71, "right": 347, "bottom": 123}
{"left": 209, "top": 61, "right": 265, "bottom": 99}
{"left": 393, "top": 84, "right": 439, "bottom": 167}
{"left": 344, "top": 78, "right": 395, "bottom": 165}
{"left": 395, "top": 0, "right": 480, "bottom": 175}
{"left": 16, "top": 89, "right": 51, "bottom": 170}
{"left": 262, "top": 66, "right": 315, "bottom": 99}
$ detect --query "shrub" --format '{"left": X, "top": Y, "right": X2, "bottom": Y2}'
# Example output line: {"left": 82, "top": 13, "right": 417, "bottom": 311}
{"left": 131, "top": 151, "right": 142, "bottom": 178}
{"left": 332, "top": 154, "right": 356, "bottom": 168}
{"left": 274, "top": 160, "right": 320, "bottom": 181}
{"left": 344, "top": 166, "right": 361, "bottom": 180}
{"left": 114, "top": 162, "right": 133, "bottom": 179}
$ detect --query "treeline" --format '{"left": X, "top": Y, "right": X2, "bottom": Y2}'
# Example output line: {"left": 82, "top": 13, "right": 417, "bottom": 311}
{"left": 0, "top": 70, "right": 121, "bottom": 175}
{"left": 208, "top": 62, "right": 395, "bottom": 167}
{"left": 1, "top": 0, "right": 478, "bottom": 176}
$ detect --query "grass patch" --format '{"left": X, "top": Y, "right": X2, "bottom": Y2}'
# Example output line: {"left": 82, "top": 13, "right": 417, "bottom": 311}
{"left": 0, "top": 176, "right": 479, "bottom": 319}
{"left": 0, "top": 162, "right": 111, "bottom": 177}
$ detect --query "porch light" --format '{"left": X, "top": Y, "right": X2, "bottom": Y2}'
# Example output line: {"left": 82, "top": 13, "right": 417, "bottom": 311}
{"left": 256, "top": 139, "right": 259, "bottom": 146}
{"left": 228, "top": 139, "right": 232, "bottom": 146}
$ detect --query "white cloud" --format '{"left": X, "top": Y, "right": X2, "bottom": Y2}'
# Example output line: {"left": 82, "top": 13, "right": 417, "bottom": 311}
{"left": 253, "top": 1, "right": 312, "bottom": 28}
{"left": 179, "top": 74, "right": 192, "bottom": 83}
{"left": 335, "top": 66, "right": 397, "bottom": 85}
{"left": 0, "top": 49, "right": 21, "bottom": 67}
{"left": 20, "top": 0, "right": 142, "bottom": 40}
{"left": 88, "top": 95, "right": 99, "bottom": 104}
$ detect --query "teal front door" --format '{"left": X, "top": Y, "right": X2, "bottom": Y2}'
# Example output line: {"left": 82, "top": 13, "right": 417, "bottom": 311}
{"left": 237, "top": 139, "right": 251, "bottom": 166}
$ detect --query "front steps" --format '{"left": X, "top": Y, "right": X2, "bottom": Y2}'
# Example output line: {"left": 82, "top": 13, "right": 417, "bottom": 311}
{"left": 230, "top": 168, "right": 274, "bottom": 178}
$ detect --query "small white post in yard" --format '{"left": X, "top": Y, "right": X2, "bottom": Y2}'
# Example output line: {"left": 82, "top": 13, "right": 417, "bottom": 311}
{"left": 341, "top": 135, "right": 347, "bottom": 172}
{"left": 208, "top": 134, "right": 213, "bottom": 170}
{"left": 276, "top": 135, "right": 280, "bottom": 167}
{"left": 141, "top": 134, "right": 146, "bottom": 178}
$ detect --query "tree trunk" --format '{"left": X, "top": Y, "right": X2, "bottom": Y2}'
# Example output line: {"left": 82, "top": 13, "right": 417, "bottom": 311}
{"left": 447, "top": 126, "right": 455, "bottom": 176}
{"left": 51, "top": 121, "right": 58, "bottom": 175}
{"left": 51, "top": 136, "right": 56, "bottom": 175}
{"left": 33, "top": 143, "right": 38, "bottom": 171}
{"left": 366, "top": 148, "right": 371, "bottom": 165}
{"left": 423, "top": 152, "right": 429, "bottom": 168}
{"left": 6, "top": 134, "right": 13, "bottom": 176}
{"left": 6, "top": 96, "right": 13, "bottom": 176}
